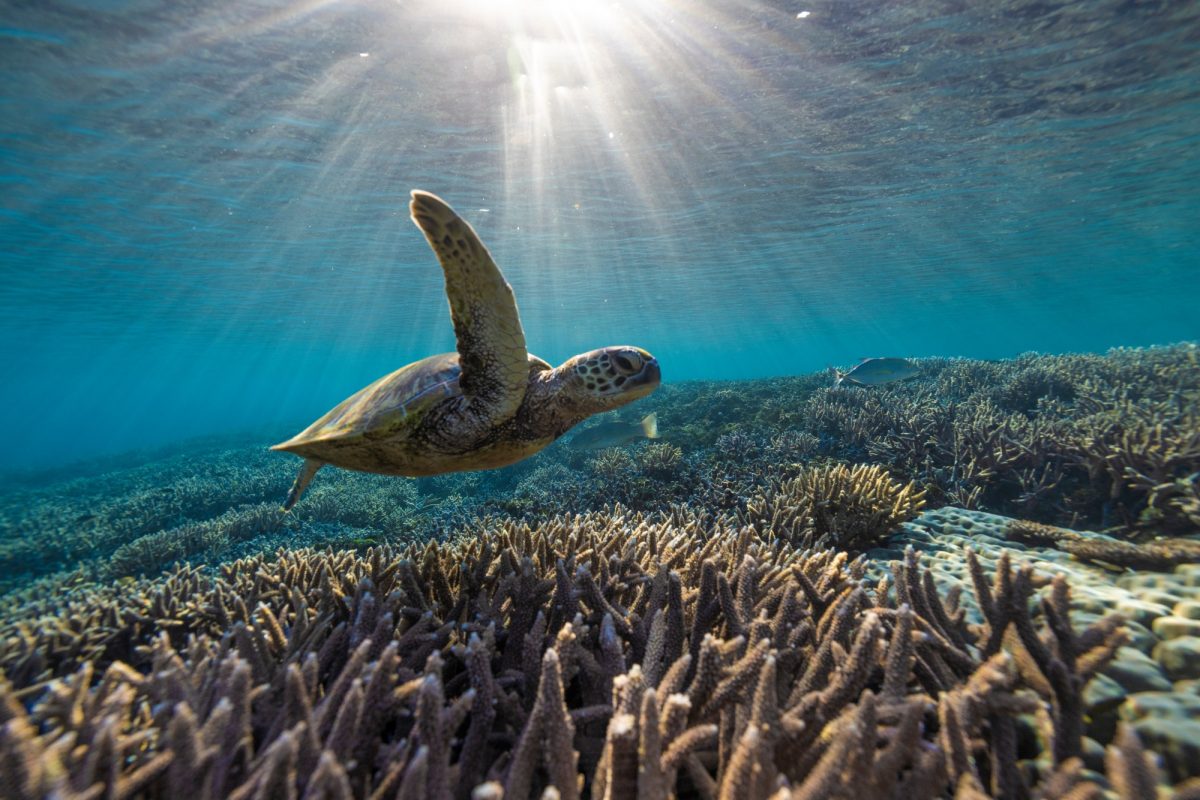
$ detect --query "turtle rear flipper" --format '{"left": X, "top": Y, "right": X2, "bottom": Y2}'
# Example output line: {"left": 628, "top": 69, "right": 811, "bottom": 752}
{"left": 281, "top": 458, "right": 323, "bottom": 512}
{"left": 409, "top": 191, "right": 529, "bottom": 425}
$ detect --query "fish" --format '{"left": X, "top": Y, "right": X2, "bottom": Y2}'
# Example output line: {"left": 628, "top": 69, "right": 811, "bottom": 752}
{"left": 830, "top": 357, "right": 920, "bottom": 387}
{"left": 569, "top": 412, "right": 659, "bottom": 450}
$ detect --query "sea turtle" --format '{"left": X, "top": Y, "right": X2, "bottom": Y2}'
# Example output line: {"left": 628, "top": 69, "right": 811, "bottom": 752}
{"left": 271, "top": 190, "right": 661, "bottom": 510}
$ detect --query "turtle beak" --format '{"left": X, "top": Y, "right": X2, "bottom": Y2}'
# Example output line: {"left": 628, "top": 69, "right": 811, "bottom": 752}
{"left": 638, "top": 357, "right": 660, "bottom": 385}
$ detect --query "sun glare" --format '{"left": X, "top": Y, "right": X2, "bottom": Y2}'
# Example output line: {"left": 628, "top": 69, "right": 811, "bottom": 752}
{"left": 416, "top": 0, "right": 812, "bottom": 342}
{"left": 454, "top": 0, "right": 651, "bottom": 33}
{"left": 182, "top": 0, "right": 811, "bottom": 348}
{"left": 434, "top": 0, "right": 678, "bottom": 209}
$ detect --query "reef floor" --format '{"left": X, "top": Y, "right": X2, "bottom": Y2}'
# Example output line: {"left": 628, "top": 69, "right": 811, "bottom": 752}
{"left": 1, "top": 346, "right": 1199, "bottom": 798}
{"left": 873, "top": 506, "right": 1200, "bottom": 784}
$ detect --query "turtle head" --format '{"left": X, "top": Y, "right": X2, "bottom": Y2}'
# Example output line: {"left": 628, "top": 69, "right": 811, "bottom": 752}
{"left": 557, "top": 346, "right": 661, "bottom": 414}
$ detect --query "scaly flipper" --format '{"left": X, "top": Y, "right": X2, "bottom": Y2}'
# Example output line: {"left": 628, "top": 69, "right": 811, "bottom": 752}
{"left": 409, "top": 191, "right": 529, "bottom": 424}
{"left": 281, "top": 458, "right": 323, "bottom": 512}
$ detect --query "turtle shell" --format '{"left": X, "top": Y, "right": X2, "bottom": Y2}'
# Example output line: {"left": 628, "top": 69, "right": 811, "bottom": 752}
{"left": 276, "top": 352, "right": 463, "bottom": 450}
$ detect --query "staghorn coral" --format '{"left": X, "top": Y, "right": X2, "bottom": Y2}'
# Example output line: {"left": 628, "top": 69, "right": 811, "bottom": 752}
{"left": 587, "top": 449, "right": 637, "bottom": 483}
{"left": 503, "top": 464, "right": 589, "bottom": 517}
{"left": 0, "top": 442, "right": 459, "bottom": 589}
{"left": 7, "top": 344, "right": 1197, "bottom": 590}
{"left": 3, "top": 346, "right": 1200, "bottom": 798}
{"left": 1066, "top": 402, "right": 1200, "bottom": 535}
{"left": 966, "top": 547, "right": 1127, "bottom": 767}
{"left": 764, "top": 430, "right": 820, "bottom": 463}
{"left": 1004, "top": 519, "right": 1093, "bottom": 549}
{"left": 637, "top": 443, "right": 685, "bottom": 479}
{"left": 107, "top": 502, "right": 287, "bottom": 577}
{"left": 711, "top": 430, "right": 765, "bottom": 464}
{"left": 0, "top": 444, "right": 295, "bottom": 585}
{"left": 789, "top": 343, "right": 1200, "bottom": 537}
{"left": 298, "top": 473, "right": 428, "bottom": 532}
{"left": 738, "top": 463, "right": 926, "bottom": 552}
{"left": 1006, "top": 519, "right": 1200, "bottom": 570}
{"left": 1056, "top": 536, "right": 1200, "bottom": 570}
{"left": 572, "top": 446, "right": 691, "bottom": 512}
{"left": 3, "top": 502, "right": 1196, "bottom": 798}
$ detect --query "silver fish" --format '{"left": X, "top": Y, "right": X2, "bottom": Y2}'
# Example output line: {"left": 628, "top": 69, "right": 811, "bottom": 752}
{"left": 830, "top": 358, "right": 919, "bottom": 387}
{"left": 569, "top": 412, "right": 659, "bottom": 450}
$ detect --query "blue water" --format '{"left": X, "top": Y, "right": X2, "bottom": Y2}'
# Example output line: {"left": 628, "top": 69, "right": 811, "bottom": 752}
{"left": 2, "top": 0, "right": 1198, "bottom": 473}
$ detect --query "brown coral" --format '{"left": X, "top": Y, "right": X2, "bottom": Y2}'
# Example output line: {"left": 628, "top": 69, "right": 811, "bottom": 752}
{"left": 793, "top": 344, "right": 1200, "bottom": 538}
{"left": 107, "top": 502, "right": 286, "bottom": 577}
{"left": 637, "top": 443, "right": 685, "bottom": 478}
{"left": 1006, "top": 519, "right": 1200, "bottom": 570}
{"left": 738, "top": 463, "right": 926, "bottom": 552}
{"left": 4, "top": 501, "right": 1195, "bottom": 799}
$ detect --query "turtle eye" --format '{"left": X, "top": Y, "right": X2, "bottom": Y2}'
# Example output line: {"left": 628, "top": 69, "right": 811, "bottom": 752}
{"left": 613, "top": 353, "right": 637, "bottom": 373}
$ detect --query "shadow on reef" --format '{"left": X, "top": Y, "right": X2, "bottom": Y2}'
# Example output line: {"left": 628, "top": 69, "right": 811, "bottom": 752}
{"left": 3, "top": 506, "right": 1200, "bottom": 798}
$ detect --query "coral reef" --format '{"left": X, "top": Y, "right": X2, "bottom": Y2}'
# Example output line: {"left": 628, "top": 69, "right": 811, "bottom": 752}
{"left": 107, "top": 503, "right": 286, "bottom": 577}
{"left": 876, "top": 505, "right": 1200, "bottom": 785}
{"left": 738, "top": 463, "right": 926, "bottom": 552}
{"left": 0, "top": 449, "right": 454, "bottom": 589}
{"left": 636, "top": 443, "right": 685, "bottom": 479}
{"left": 1006, "top": 519, "right": 1200, "bottom": 571}
{"left": 3, "top": 505, "right": 1198, "bottom": 799}
{"left": 795, "top": 343, "right": 1200, "bottom": 537}
{"left": 0, "top": 445, "right": 295, "bottom": 587}
{"left": 2, "top": 343, "right": 1199, "bottom": 799}
{"left": 6, "top": 344, "right": 1196, "bottom": 590}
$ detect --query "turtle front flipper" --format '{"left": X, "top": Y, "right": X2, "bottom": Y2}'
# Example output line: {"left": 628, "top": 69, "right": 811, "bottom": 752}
{"left": 409, "top": 191, "right": 529, "bottom": 425}
{"left": 281, "top": 458, "right": 323, "bottom": 512}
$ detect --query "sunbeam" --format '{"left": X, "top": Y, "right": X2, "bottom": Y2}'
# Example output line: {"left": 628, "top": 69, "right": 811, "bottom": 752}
{"left": 3, "top": 0, "right": 1198, "bottom": 472}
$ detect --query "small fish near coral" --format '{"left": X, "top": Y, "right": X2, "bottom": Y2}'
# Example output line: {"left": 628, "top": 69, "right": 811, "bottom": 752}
{"left": 568, "top": 412, "right": 659, "bottom": 450}
{"left": 830, "top": 356, "right": 919, "bottom": 387}
{"left": 272, "top": 191, "right": 661, "bottom": 510}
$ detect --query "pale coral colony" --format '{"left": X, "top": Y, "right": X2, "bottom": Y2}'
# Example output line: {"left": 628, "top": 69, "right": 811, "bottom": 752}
{"left": 2, "top": 344, "right": 1200, "bottom": 799}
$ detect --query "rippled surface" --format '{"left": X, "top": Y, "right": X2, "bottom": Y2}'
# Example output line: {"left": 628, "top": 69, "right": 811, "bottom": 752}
{"left": 2, "top": 0, "right": 1198, "bottom": 470}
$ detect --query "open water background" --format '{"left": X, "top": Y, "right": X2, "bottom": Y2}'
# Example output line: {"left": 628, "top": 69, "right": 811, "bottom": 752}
{"left": 2, "top": 0, "right": 1198, "bottom": 474}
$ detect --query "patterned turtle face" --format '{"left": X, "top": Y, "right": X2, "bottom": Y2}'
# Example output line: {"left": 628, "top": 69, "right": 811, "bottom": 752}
{"left": 562, "top": 346, "right": 661, "bottom": 413}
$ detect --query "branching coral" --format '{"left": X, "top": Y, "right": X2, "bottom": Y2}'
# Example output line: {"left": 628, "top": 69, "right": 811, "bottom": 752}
{"left": 107, "top": 502, "right": 286, "bottom": 577}
{"left": 967, "top": 548, "right": 1127, "bottom": 766}
{"left": 4, "top": 503, "right": 1194, "bottom": 799}
{"left": 587, "top": 449, "right": 637, "bottom": 483}
{"left": 0, "top": 445, "right": 295, "bottom": 585}
{"left": 0, "top": 443, "right": 449, "bottom": 588}
{"left": 788, "top": 344, "right": 1200, "bottom": 538}
{"left": 8, "top": 345, "right": 1197, "bottom": 592}
{"left": 1066, "top": 403, "right": 1200, "bottom": 534}
{"left": 738, "top": 463, "right": 926, "bottom": 551}
{"left": 764, "top": 430, "right": 820, "bottom": 462}
{"left": 1006, "top": 519, "right": 1200, "bottom": 570}
{"left": 3, "top": 344, "right": 1200, "bottom": 799}
{"left": 637, "top": 443, "right": 685, "bottom": 479}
